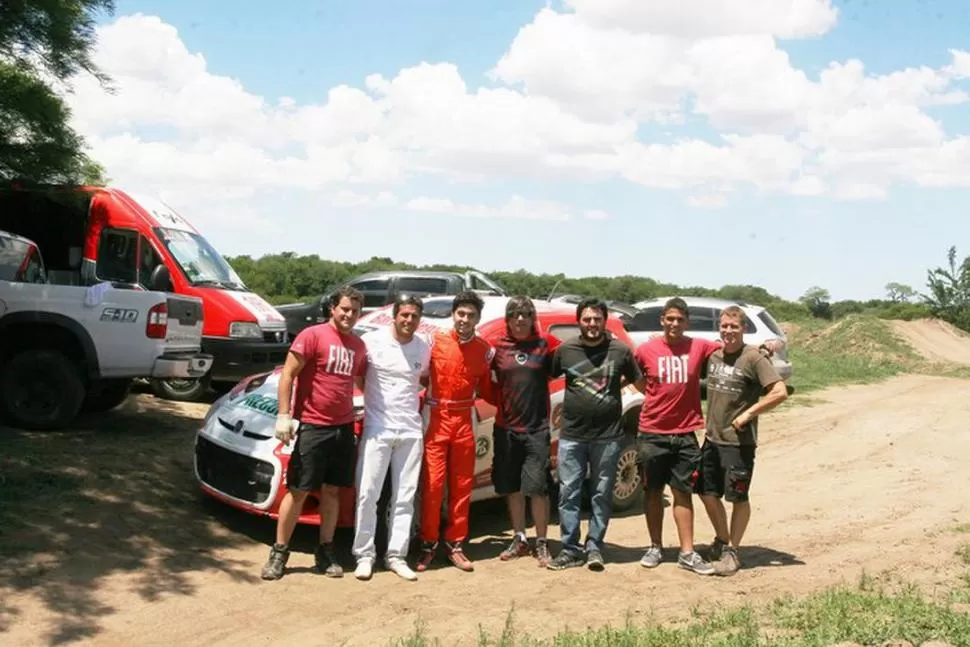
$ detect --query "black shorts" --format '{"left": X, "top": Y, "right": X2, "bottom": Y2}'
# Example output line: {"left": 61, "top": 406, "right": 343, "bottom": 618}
{"left": 491, "top": 427, "right": 550, "bottom": 497}
{"left": 286, "top": 423, "right": 356, "bottom": 491}
{"left": 697, "top": 440, "right": 756, "bottom": 503}
{"left": 637, "top": 432, "right": 701, "bottom": 494}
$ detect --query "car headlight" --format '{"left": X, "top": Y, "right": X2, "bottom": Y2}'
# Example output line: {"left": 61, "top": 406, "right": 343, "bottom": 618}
{"left": 229, "top": 321, "right": 262, "bottom": 339}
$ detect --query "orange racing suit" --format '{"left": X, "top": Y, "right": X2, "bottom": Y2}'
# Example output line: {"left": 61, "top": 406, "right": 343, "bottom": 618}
{"left": 419, "top": 329, "right": 495, "bottom": 545}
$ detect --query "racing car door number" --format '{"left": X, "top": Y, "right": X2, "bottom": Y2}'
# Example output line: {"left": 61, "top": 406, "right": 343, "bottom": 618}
{"left": 100, "top": 307, "right": 139, "bottom": 323}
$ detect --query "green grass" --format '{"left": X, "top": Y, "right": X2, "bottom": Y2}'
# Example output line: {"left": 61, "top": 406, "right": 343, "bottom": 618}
{"left": 784, "top": 315, "right": 922, "bottom": 395}
{"left": 389, "top": 573, "right": 970, "bottom": 647}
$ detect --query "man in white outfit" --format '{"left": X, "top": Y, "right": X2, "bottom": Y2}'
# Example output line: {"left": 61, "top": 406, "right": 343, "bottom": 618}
{"left": 353, "top": 294, "right": 432, "bottom": 581}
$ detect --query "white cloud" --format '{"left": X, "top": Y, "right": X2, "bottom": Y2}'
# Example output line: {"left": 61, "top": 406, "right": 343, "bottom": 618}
{"left": 686, "top": 194, "right": 729, "bottom": 209}
{"left": 329, "top": 192, "right": 582, "bottom": 221}
{"left": 563, "top": 0, "right": 840, "bottom": 39}
{"left": 61, "top": 6, "right": 970, "bottom": 230}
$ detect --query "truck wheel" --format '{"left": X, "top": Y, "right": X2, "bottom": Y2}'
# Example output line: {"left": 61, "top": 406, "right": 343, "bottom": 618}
{"left": 81, "top": 379, "right": 133, "bottom": 412}
{"left": 150, "top": 376, "right": 210, "bottom": 402}
{"left": 0, "top": 350, "right": 85, "bottom": 430}
{"left": 611, "top": 436, "right": 643, "bottom": 512}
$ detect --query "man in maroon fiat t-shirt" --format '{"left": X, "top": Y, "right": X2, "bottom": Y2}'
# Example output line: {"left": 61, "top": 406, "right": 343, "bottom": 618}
{"left": 260, "top": 286, "right": 368, "bottom": 581}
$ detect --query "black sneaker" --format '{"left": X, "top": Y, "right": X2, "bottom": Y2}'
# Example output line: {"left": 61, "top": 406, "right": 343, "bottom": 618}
{"left": 586, "top": 548, "right": 605, "bottom": 572}
{"left": 260, "top": 543, "right": 289, "bottom": 580}
{"left": 708, "top": 537, "right": 728, "bottom": 562}
{"left": 314, "top": 542, "right": 344, "bottom": 578}
{"left": 546, "top": 550, "right": 585, "bottom": 571}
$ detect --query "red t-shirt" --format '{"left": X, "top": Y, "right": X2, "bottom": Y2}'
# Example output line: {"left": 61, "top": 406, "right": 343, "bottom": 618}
{"left": 635, "top": 336, "right": 721, "bottom": 435}
{"left": 289, "top": 323, "right": 367, "bottom": 426}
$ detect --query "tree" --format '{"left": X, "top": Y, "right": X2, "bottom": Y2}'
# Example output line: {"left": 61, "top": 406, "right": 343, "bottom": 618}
{"left": 923, "top": 246, "right": 970, "bottom": 331}
{"left": 885, "top": 282, "right": 916, "bottom": 303}
{"left": 799, "top": 286, "right": 832, "bottom": 319}
{"left": 0, "top": 0, "right": 114, "bottom": 184}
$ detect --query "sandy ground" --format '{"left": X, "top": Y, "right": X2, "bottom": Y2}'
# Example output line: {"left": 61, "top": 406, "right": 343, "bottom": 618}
{"left": 892, "top": 318, "right": 970, "bottom": 364}
{"left": 4, "top": 370, "right": 970, "bottom": 647}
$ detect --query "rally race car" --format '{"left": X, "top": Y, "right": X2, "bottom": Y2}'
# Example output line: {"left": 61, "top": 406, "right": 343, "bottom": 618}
{"left": 193, "top": 296, "right": 646, "bottom": 534}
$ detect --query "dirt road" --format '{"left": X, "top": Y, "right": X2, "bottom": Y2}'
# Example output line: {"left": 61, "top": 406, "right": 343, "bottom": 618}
{"left": 892, "top": 318, "right": 970, "bottom": 364}
{"left": 3, "top": 372, "right": 970, "bottom": 646}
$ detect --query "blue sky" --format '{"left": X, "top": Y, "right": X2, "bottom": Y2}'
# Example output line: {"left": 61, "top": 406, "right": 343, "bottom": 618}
{"left": 79, "top": 0, "right": 970, "bottom": 302}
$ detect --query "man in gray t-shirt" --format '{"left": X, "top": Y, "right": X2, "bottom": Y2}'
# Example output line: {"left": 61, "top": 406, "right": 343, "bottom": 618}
{"left": 697, "top": 305, "right": 789, "bottom": 576}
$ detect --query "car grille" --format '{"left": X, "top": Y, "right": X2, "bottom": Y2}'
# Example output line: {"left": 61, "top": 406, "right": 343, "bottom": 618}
{"left": 195, "top": 436, "right": 275, "bottom": 504}
{"left": 263, "top": 329, "right": 288, "bottom": 344}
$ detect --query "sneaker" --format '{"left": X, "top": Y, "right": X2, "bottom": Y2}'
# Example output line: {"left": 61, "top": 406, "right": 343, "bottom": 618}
{"left": 354, "top": 558, "right": 373, "bottom": 581}
{"left": 546, "top": 550, "right": 585, "bottom": 571}
{"left": 639, "top": 545, "right": 663, "bottom": 569}
{"left": 386, "top": 557, "right": 418, "bottom": 581}
{"left": 314, "top": 542, "right": 344, "bottom": 578}
{"left": 678, "top": 550, "right": 715, "bottom": 576}
{"left": 708, "top": 537, "right": 728, "bottom": 562}
{"left": 415, "top": 541, "right": 437, "bottom": 573}
{"left": 586, "top": 548, "right": 605, "bottom": 572}
{"left": 446, "top": 541, "right": 474, "bottom": 572}
{"left": 534, "top": 539, "right": 552, "bottom": 567}
{"left": 260, "top": 543, "right": 289, "bottom": 580}
{"left": 713, "top": 547, "right": 741, "bottom": 576}
{"left": 500, "top": 535, "right": 531, "bottom": 561}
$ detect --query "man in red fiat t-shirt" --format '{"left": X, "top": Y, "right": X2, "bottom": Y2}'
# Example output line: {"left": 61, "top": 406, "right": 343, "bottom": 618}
{"left": 634, "top": 297, "right": 721, "bottom": 576}
{"left": 260, "top": 286, "right": 368, "bottom": 582}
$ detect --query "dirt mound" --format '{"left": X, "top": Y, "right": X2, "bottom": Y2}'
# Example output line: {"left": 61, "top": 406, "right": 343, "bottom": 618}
{"left": 890, "top": 318, "right": 970, "bottom": 365}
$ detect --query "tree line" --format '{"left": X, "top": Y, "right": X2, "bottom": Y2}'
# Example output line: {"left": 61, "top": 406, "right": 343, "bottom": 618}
{"left": 225, "top": 245, "right": 970, "bottom": 331}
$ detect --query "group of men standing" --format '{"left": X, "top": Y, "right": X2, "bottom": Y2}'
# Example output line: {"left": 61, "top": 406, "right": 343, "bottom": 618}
{"left": 259, "top": 286, "right": 789, "bottom": 582}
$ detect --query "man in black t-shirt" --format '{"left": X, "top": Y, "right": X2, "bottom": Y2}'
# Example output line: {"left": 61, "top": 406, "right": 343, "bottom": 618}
{"left": 547, "top": 298, "right": 643, "bottom": 572}
{"left": 489, "top": 296, "right": 560, "bottom": 566}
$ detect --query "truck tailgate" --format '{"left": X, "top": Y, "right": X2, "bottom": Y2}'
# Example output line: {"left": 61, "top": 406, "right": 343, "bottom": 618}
{"left": 165, "top": 295, "right": 205, "bottom": 352}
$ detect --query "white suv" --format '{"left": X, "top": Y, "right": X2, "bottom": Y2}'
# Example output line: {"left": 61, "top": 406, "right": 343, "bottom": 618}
{"left": 626, "top": 296, "right": 792, "bottom": 381}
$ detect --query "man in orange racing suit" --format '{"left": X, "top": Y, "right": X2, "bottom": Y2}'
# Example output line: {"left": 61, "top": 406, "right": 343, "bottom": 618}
{"left": 416, "top": 291, "right": 495, "bottom": 573}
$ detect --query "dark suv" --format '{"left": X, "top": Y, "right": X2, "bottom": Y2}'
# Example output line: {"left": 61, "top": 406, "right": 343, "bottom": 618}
{"left": 275, "top": 269, "right": 507, "bottom": 337}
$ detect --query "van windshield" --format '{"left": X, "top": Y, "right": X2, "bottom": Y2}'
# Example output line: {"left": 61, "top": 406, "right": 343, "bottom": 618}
{"left": 155, "top": 227, "right": 247, "bottom": 289}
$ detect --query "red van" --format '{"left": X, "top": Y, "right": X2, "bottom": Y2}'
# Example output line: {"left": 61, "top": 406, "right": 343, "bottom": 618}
{"left": 0, "top": 183, "right": 290, "bottom": 401}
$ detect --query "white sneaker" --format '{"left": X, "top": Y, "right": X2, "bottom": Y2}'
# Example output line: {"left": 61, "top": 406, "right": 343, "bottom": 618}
{"left": 354, "top": 558, "right": 373, "bottom": 581}
{"left": 386, "top": 557, "right": 418, "bottom": 581}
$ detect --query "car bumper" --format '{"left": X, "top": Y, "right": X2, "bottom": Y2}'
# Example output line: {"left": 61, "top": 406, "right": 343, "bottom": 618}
{"left": 202, "top": 336, "right": 290, "bottom": 383}
{"left": 151, "top": 352, "right": 214, "bottom": 379}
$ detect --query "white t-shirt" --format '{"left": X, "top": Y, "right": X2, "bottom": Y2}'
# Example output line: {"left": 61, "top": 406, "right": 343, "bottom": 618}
{"left": 361, "top": 327, "right": 432, "bottom": 436}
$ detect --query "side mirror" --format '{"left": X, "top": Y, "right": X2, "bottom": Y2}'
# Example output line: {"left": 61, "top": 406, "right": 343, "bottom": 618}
{"left": 149, "top": 264, "right": 174, "bottom": 292}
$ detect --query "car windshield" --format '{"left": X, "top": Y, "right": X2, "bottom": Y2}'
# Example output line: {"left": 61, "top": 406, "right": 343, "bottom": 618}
{"left": 468, "top": 271, "right": 506, "bottom": 294}
{"left": 0, "top": 235, "right": 31, "bottom": 281}
{"left": 155, "top": 227, "right": 247, "bottom": 289}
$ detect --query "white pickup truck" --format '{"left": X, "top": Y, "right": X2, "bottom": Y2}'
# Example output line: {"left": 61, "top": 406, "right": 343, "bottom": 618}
{"left": 0, "top": 230, "right": 214, "bottom": 430}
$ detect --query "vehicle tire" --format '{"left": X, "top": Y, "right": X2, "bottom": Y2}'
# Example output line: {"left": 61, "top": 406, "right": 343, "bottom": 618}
{"left": 150, "top": 376, "right": 210, "bottom": 402}
{"left": 0, "top": 349, "right": 85, "bottom": 430}
{"left": 81, "top": 379, "right": 133, "bottom": 412}
{"left": 611, "top": 435, "right": 643, "bottom": 512}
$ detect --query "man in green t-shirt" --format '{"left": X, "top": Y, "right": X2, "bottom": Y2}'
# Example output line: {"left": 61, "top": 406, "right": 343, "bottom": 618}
{"left": 698, "top": 305, "right": 789, "bottom": 576}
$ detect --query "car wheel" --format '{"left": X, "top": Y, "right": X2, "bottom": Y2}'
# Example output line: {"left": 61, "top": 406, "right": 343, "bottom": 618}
{"left": 150, "top": 376, "right": 210, "bottom": 402}
{"left": 81, "top": 378, "right": 133, "bottom": 412}
{"left": 611, "top": 437, "right": 643, "bottom": 512}
{"left": 0, "top": 349, "right": 85, "bottom": 430}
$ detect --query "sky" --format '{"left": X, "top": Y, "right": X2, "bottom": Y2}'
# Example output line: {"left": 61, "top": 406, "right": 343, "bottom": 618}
{"left": 60, "top": 0, "right": 970, "bottom": 301}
